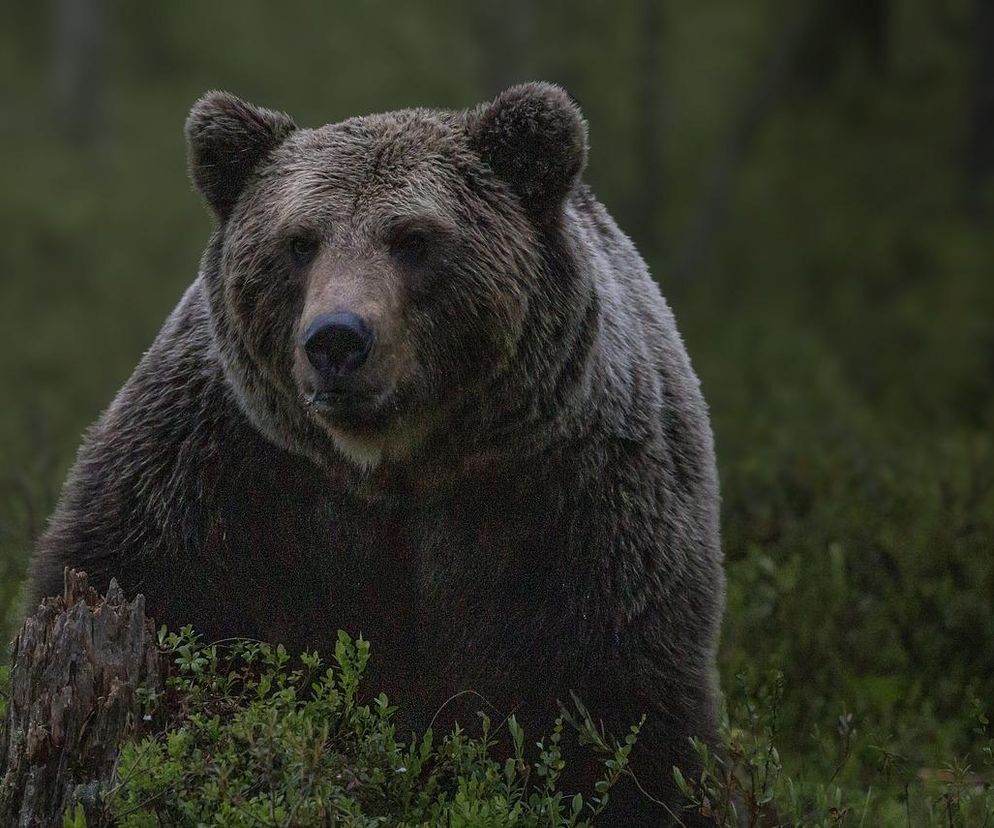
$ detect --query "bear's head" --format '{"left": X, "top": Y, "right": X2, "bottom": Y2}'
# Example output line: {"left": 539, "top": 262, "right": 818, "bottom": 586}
{"left": 186, "top": 84, "right": 589, "bottom": 473}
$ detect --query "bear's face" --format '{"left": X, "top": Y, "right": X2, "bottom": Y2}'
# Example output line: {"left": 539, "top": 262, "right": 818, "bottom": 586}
{"left": 186, "top": 85, "right": 587, "bottom": 470}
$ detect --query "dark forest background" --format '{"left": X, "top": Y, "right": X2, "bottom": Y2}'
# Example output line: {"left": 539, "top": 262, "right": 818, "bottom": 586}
{"left": 1, "top": 1, "right": 993, "bottom": 822}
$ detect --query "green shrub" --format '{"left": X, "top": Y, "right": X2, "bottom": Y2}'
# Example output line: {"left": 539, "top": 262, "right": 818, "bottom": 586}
{"left": 674, "top": 671, "right": 994, "bottom": 827}
{"left": 104, "top": 628, "right": 641, "bottom": 827}
{"left": 92, "top": 629, "right": 993, "bottom": 827}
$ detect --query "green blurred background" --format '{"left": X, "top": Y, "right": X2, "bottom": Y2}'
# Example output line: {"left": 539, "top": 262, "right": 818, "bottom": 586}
{"left": 1, "top": 0, "right": 993, "bottom": 817}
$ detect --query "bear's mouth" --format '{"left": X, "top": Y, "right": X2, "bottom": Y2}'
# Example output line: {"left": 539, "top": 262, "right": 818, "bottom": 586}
{"left": 302, "top": 379, "right": 396, "bottom": 434}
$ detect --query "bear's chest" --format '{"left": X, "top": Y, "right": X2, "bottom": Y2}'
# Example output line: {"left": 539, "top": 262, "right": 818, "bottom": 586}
{"left": 209, "top": 452, "right": 594, "bottom": 718}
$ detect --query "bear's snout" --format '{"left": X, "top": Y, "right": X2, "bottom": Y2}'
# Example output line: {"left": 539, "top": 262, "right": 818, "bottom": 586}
{"left": 302, "top": 312, "right": 373, "bottom": 384}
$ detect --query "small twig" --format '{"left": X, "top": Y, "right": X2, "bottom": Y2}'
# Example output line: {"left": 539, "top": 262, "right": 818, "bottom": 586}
{"left": 859, "top": 786, "right": 873, "bottom": 828}
{"left": 622, "top": 766, "right": 687, "bottom": 827}
{"left": 426, "top": 689, "right": 503, "bottom": 733}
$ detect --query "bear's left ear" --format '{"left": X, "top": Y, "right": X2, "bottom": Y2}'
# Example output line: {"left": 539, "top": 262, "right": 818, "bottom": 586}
{"left": 185, "top": 91, "right": 297, "bottom": 222}
{"left": 469, "top": 82, "right": 588, "bottom": 219}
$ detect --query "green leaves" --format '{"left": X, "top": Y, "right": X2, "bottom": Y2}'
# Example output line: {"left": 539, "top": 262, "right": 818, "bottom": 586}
{"left": 61, "top": 805, "right": 87, "bottom": 828}
{"left": 103, "top": 629, "right": 639, "bottom": 827}
{"left": 668, "top": 673, "right": 994, "bottom": 827}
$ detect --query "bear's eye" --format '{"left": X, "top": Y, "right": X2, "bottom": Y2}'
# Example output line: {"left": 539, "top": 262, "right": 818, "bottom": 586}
{"left": 390, "top": 228, "right": 434, "bottom": 269}
{"left": 287, "top": 233, "right": 320, "bottom": 266}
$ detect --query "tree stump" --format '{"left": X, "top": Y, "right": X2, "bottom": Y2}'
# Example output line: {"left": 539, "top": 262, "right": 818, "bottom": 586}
{"left": 0, "top": 569, "right": 162, "bottom": 826}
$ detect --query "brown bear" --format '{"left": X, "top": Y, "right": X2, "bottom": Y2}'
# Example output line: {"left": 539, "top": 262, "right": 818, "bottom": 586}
{"left": 30, "top": 83, "right": 724, "bottom": 825}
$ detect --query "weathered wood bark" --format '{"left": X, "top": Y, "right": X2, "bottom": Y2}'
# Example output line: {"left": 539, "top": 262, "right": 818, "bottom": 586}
{"left": 0, "top": 569, "right": 162, "bottom": 827}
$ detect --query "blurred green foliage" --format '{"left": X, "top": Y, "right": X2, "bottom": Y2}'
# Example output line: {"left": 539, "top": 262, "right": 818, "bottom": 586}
{"left": 1, "top": 1, "right": 992, "bottom": 823}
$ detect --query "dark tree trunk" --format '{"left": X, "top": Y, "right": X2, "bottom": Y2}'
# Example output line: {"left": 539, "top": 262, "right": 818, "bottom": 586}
{"left": 631, "top": 0, "right": 665, "bottom": 256}
{"left": 474, "top": 0, "right": 533, "bottom": 96}
{"left": 674, "top": 7, "right": 818, "bottom": 281}
{"left": 53, "top": 0, "right": 107, "bottom": 144}
{"left": 861, "top": 0, "right": 891, "bottom": 71}
{"left": 0, "top": 570, "right": 162, "bottom": 826}
{"left": 966, "top": 0, "right": 994, "bottom": 219}
{"left": 796, "top": 0, "right": 891, "bottom": 89}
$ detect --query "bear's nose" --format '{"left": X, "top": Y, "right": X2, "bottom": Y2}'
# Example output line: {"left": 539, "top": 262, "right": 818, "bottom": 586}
{"left": 302, "top": 312, "right": 373, "bottom": 377}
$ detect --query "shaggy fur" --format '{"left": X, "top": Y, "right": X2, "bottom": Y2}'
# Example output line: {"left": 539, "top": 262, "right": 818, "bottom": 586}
{"left": 30, "top": 83, "right": 724, "bottom": 825}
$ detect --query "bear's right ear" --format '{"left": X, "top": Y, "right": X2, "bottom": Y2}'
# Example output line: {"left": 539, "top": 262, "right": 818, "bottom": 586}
{"left": 185, "top": 91, "right": 297, "bottom": 222}
{"left": 468, "top": 82, "right": 588, "bottom": 220}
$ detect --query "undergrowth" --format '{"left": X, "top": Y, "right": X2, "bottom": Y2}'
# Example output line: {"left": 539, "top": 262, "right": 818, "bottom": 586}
{"left": 58, "top": 628, "right": 992, "bottom": 827}
{"left": 678, "top": 671, "right": 994, "bottom": 827}
{"left": 101, "top": 628, "right": 641, "bottom": 827}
